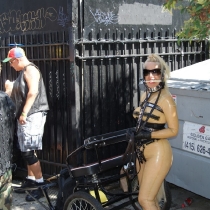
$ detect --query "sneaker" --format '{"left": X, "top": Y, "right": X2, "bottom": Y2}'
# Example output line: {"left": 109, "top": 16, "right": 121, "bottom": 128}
{"left": 25, "top": 188, "right": 44, "bottom": 201}
{"left": 14, "top": 178, "right": 37, "bottom": 194}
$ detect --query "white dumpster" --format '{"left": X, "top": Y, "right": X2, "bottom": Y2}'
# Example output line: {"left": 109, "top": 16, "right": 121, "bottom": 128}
{"left": 166, "top": 59, "right": 210, "bottom": 199}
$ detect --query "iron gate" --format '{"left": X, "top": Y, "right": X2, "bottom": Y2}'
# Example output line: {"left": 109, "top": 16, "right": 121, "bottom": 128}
{"left": 0, "top": 31, "right": 75, "bottom": 176}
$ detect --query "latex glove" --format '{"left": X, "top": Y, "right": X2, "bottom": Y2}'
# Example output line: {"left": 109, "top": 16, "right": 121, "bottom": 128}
{"left": 134, "top": 130, "right": 151, "bottom": 140}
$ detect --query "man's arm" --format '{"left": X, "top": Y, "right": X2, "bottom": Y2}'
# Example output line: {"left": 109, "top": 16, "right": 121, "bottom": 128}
{"left": 18, "top": 65, "right": 40, "bottom": 125}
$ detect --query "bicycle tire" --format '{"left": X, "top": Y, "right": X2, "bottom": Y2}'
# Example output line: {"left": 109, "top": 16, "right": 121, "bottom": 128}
{"left": 64, "top": 191, "right": 104, "bottom": 210}
{"left": 132, "top": 177, "right": 171, "bottom": 210}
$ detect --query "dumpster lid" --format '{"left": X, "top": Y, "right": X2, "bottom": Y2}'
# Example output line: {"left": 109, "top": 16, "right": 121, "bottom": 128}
{"left": 169, "top": 59, "right": 210, "bottom": 83}
{"left": 167, "top": 79, "right": 210, "bottom": 91}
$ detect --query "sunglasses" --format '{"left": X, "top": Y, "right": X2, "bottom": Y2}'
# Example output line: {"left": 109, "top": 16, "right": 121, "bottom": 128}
{"left": 143, "top": 69, "right": 161, "bottom": 76}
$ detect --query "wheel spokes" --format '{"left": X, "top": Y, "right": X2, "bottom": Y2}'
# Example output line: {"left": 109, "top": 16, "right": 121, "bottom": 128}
{"left": 68, "top": 198, "right": 97, "bottom": 210}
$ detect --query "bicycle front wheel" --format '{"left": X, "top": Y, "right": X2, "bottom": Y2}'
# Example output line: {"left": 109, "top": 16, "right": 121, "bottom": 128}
{"left": 64, "top": 191, "right": 104, "bottom": 210}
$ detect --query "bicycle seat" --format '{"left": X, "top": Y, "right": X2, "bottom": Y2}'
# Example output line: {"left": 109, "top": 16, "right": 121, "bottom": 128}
{"left": 70, "top": 154, "right": 131, "bottom": 177}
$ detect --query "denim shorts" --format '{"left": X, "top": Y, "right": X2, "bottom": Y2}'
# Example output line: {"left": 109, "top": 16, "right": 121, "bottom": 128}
{"left": 17, "top": 112, "right": 47, "bottom": 152}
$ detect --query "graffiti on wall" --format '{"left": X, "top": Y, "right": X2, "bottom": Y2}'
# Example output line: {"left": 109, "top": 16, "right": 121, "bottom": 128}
{"left": 89, "top": 7, "right": 118, "bottom": 26}
{"left": 57, "top": 6, "right": 69, "bottom": 27}
{"left": 0, "top": 6, "right": 69, "bottom": 34}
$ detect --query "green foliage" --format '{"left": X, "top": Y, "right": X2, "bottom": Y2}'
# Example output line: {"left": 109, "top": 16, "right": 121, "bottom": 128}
{"left": 164, "top": 0, "right": 210, "bottom": 41}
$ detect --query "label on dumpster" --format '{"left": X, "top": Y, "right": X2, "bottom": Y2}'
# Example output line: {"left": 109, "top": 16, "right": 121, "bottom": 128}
{"left": 183, "top": 121, "right": 210, "bottom": 158}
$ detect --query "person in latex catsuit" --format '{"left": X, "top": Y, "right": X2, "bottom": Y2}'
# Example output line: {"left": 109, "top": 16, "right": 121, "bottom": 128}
{"left": 128, "top": 54, "right": 179, "bottom": 210}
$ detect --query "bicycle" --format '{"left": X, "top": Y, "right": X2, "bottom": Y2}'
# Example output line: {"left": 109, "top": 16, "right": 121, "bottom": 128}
{"left": 56, "top": 129, "right": 172, "bottom": 210}
{"left": 14, "top": 129, "right": 171, "bottom": 210}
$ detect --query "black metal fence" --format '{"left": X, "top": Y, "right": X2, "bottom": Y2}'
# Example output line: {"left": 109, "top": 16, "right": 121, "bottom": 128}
{"left": 77, "top": 35, "right": 206, "bottom": 123}
{"left": 0, "top": 0, "right": 208, "bottom": 176}
{"left": 74, "top": 27, "right": 207, "bottom": 164}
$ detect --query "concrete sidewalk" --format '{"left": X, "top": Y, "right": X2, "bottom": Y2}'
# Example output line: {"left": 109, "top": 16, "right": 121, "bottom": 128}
{"left": 12, "top": 180, "right": 57, "bottom": 210}
{"left": 11, "top": 180, "right": 210, "bottom": 210}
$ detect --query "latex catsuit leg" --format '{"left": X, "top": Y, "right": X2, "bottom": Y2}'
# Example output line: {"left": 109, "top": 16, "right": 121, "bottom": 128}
{"left": 136, "top": 139, "right": 172, "bottom": 210}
